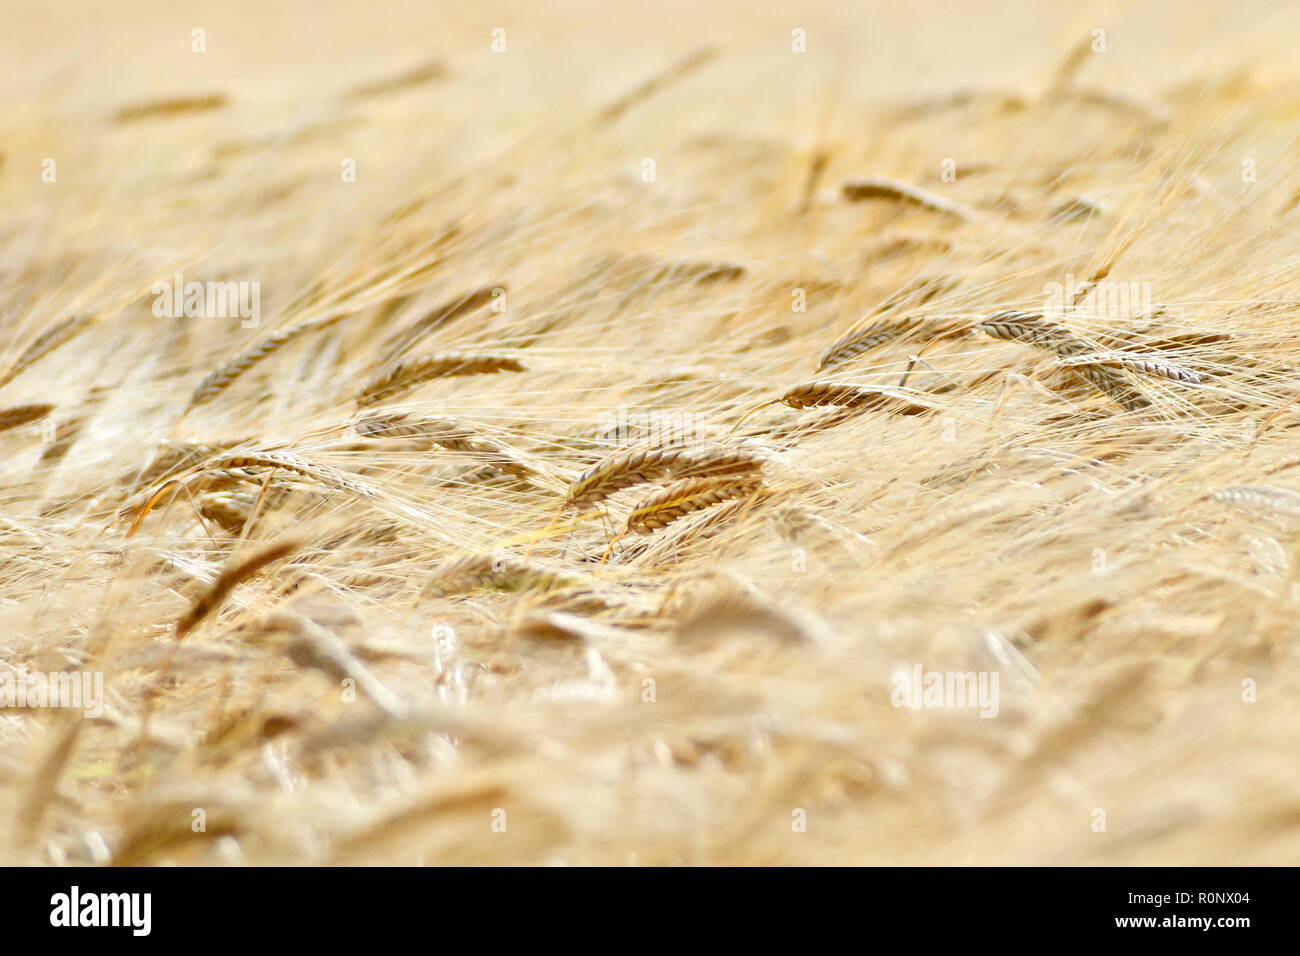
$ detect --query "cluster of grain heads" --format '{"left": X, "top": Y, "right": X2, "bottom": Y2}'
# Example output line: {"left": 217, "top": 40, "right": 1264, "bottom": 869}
{"left": 563, "top": 442, "right": 769, "bottom": 512}
{"left": 356, "top": 353, "right": 525, "bottom": 406}
{"left": 976, "top": 310, "right": 1153, "bottom": 411}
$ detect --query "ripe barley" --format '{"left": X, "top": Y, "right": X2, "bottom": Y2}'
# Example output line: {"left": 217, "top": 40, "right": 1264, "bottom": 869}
{"left": 625, "top": 476, "right": 764, "bottom": 534}
{"left": 599, "top": 45, "right": 719, "bottom": 123}
{"left": 9, "top": 3, "right": 1300, "bottom": 868}
{"left": 197, "top": 491, "right": 255, "bottom": 534}
{"left": 819, "top": 316, "right": 933, "bottom": 369}
{"left": 356, "top": 353, "right": 525, "bottom": 406}
{"left": 355, "top": 412, "right": 537, "bottom": 478}
{"left": 1056, "top": 351, "right": 1203, "bottom": 384}
{"left": 378, "top": 284, "right": 503, "bottom": 365}
{"left": 632, "top": 488, "right": 778, "bottom": 563}
{"left": 640, "top": 258, "right": 746, "bottom": 285}
{"left": 1211, "top": 485, "right": 1300, "bottom": 516}
{"left": 423, "top": 551, "right": 583, "bottom": 597}
{"left": 779, "top": 381, "right": 933, "bottom": 414}
{"left": 175, "top": 538, "right": 300, "bottom": 637}
{"left": 841, "top": 177, "right": 976, "bottom": 220}
{"left": 0, "top": 403, "right": 55, "bottom": 435}
{"left": 133, "top": 438, "right": 246, "bottom": 489}
{"left": 114, "top": 93, "right": 227, "bottom": 123}
{"left": 206, "top": 452, "right": 376, "bottom": 498}
{"left": 564, "top": 443, "right": 768, "bottom": 511}
{"left": 0, "top": 315, "right": 97, "bottom": 390}
{"left": 976, "top": 311, "right": 1152, "bottom": 411}
{"left": 188, "top": 313, "right": 345, "bottom": 410}
{"left": 977, "top": 310, "right": 1088, "bottom": 353}
{"left": 36, "top": 384, "right": 114, "bottom": 469}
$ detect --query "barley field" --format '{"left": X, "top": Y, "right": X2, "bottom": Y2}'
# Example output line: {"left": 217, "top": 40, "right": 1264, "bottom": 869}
{"left": 2, "top": 0, "right": 1299, "bottom": 865}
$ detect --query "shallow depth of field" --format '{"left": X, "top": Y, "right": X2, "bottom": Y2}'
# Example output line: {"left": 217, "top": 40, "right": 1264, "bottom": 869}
{"left": 1, "top": 0, "right": 1299, "bottom": 864}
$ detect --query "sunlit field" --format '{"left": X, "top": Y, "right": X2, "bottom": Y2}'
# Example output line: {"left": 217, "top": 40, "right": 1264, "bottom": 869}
{"left": 2, "top": 0, "right": 1299, "bottom": 865}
